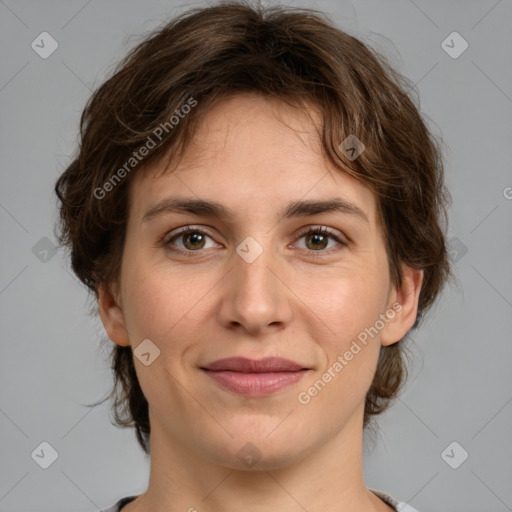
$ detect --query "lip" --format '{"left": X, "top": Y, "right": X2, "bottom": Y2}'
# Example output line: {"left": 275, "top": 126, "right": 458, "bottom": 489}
{"left": 200, "top": 357, "right": 310, "bottom": 396}
{"left": 201, "top": 357, "right": 308, "bottom": 372}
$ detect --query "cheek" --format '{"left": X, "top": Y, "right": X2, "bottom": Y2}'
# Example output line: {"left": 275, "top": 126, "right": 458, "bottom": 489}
{"left": 297, "top": 277, "right": 384, "bottom": 414}
{"left": 119, "top": 265, "right": 207, "bottom": 405}
{"left": 118, "top": 244, "right": 171, "bottom": 337}
{"left": 296, "top": 265, "right": 387, "bottom": 397}
{"left": 120, "top": 261, "right": 216, "bottom": 344}
{"left": 302, "top": 269, "right": 388, "bottom": 345}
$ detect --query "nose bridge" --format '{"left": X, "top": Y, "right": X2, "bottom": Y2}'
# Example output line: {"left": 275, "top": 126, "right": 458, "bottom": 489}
{"left": 235, "top": 239, "right": 273, "bottom": 294}
{"left": 234, "top": 234, "right": 278, "bottom": 302}
{"left": 218, "top": 234, "right": 291, "bottom": 333}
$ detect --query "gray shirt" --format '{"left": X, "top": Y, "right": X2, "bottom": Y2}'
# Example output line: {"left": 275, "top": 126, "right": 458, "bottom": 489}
{"left": 98, "top": 490, "right": 420, "bottom": 511}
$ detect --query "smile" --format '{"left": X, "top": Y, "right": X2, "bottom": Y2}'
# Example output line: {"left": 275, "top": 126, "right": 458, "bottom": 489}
{"left": 200, "top": 357, "right": 311, "bottom": 396}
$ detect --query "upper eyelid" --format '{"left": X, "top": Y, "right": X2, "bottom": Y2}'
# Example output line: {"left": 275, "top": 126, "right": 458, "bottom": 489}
{"left": 295, "top": 225, "right": 344, "bottom": 238}
{"left": 164, "top": 225, "right": 218, "bottom": 243}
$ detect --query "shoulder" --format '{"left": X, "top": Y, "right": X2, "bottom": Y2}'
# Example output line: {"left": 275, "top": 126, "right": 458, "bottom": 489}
{"left": 370, "top": 489, "right": 421, "bottom": 512}
{"left": 97, "top": 496, "right": 138, "bottom": 512}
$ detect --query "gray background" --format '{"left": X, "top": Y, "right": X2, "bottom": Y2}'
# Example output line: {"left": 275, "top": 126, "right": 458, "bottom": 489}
{"left": 1, "top": 0, "right": 511, "bottom": 511}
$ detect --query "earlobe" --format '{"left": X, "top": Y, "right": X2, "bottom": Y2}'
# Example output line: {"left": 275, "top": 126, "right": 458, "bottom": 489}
{"left": 381, "top": 267, "right": 424, "bottom": 347}
{"left": 98, "top": 282, "right": 131, "bottom": 347}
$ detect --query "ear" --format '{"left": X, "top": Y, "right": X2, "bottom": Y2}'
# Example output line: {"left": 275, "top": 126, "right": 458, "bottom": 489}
{"left": 380, "top": 266, "right": 424, "bottom": 347}
{"left": 98, "top": 282, "right": 130, "bottom": 346}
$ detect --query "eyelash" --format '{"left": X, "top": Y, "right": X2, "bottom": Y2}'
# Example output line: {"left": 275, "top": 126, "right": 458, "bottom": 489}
{"left": 163, "top": 225, "right": 347, "bottom": 258}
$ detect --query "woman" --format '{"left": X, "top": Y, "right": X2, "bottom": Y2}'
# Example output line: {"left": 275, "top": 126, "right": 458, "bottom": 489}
{"left": 55, "top": 1, "right": 452, "bottom": 510}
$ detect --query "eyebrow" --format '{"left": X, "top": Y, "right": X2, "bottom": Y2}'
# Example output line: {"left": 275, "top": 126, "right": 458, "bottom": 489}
{"left": 142, "top": 197, "right": 369, "bottom": 224}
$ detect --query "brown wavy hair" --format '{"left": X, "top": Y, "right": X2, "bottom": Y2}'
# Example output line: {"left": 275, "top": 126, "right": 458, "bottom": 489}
{"left": 55, "top": 0, "right": 452, "bottom": 454}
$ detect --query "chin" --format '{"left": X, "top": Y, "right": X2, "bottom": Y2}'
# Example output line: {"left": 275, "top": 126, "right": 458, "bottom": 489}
{"left": 202, "top": 427, "right": 314, "bottom": 472}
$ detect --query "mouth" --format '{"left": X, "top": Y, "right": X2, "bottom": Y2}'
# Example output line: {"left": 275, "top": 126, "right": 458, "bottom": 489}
{"left": 200, "top": 357, "right": 311, "bottom": 396}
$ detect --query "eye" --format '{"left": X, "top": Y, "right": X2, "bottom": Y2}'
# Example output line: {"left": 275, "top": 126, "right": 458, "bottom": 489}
{"left": 163, "top": 225, "right": 347, "bottom": 258}
{"left": 164, "top": 227, "right": 219, "bottom": 255}
{"left": 293, "top": 226, "right": 347, "bottom": 255}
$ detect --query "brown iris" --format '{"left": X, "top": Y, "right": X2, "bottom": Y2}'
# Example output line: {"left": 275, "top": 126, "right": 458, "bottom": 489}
{"left": 305, "top": 232, "right": 328, "bottom": 250}
{"left": 183, "top": 231, "right": 206, "bottom": 250}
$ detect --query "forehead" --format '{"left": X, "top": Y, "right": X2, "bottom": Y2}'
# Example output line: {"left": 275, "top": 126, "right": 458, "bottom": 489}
{"left": 128, "top": 93, "right": 378, "bottom": 225}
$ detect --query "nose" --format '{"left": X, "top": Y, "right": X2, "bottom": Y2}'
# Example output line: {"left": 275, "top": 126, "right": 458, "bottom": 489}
{"left": 217, "top": 241, "right": 293, "bottom": 335}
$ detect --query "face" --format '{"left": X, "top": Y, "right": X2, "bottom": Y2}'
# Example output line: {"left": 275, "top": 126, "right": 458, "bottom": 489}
{"left": 100, "top": 93, "right": 422, "bottom": 470}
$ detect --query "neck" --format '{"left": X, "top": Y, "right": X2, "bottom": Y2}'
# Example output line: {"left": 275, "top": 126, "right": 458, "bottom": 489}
{"left": 127, "top": 406, "right": 391, "bottom": 512}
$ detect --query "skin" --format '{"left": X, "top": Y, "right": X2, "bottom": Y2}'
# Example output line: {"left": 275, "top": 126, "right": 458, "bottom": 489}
{"left": 99, "top": 92, "right": 423, "bottom": 512}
